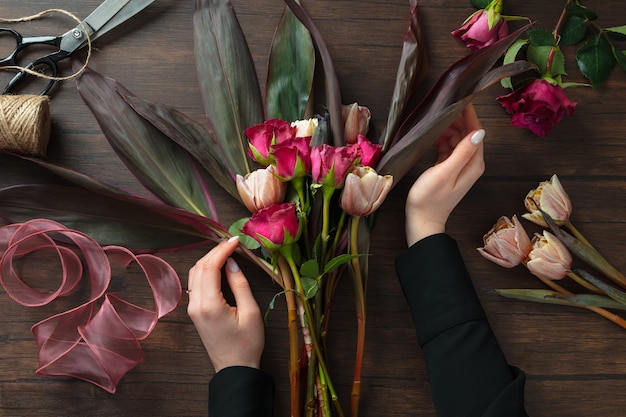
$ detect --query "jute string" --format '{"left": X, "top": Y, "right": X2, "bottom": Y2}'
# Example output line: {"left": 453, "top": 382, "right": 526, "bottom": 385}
{"left": 0, "top": 8, "right": 92, "bottom": 156}
{"left": 0, "top": 94, "right": 51, "bottom": 155}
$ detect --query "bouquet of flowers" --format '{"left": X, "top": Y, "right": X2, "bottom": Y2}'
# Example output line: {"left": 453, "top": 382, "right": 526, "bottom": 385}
{"left": 453, "top": 0, "right": 626, "bottom": 136}
{"left": 479, "top": 175, "right": 626, "bottom": 330}
{"left": 0, "top": 0, "right": 532, "bottom": 414}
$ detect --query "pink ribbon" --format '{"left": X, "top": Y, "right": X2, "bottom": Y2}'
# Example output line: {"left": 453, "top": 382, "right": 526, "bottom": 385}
{"left": 0, "top": 219, "right": 181, "bottom": 393}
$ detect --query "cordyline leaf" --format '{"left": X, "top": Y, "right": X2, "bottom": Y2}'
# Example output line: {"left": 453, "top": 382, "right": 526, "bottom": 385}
{"left": 575, "top": 269, "right": 626, "bottom": 306}
{"left": 381, "top": 0, "right": 428, "bottom": 151}
{"left": 377, "top": 25, "right": 533, "bottom": 183}
{"left": 283, "top": 0, "right": 343, "bottom": 146}
{"left": 495, "top": 288, "right": 626, "bottom": 311}
{"left": 74, "top": 65, "right": 216, "bottom": 219}
{"left": 0, "top": 184, "right": 224, "bottom": 252}
{"left": 193, "top": 0, "right": 263, "bottom": 176}
{"left": 124, "top": 95, "right": 239, "bottom": 202}
{"left": 266, "top": 5, "right": 315, "bottom": 121}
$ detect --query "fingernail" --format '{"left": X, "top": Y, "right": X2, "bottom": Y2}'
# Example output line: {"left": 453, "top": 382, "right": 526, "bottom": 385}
{"left": 470, "top": 129, "right": 485, "bottom": 145}
{"left": 228, "top": 235, "right": 239, "bottom": 243}
{"left": 227, "top": 257, "right": 240, "bottom": 273}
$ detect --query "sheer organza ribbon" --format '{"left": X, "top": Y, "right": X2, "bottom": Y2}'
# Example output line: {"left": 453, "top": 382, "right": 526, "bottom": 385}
{"left": 0, "top": 219, "right": 182, "bottom": 393}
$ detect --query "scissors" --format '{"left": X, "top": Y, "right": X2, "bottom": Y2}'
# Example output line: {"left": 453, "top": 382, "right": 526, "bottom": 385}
{"left": 0, "top": 0, "right": 155, "bottom": 95}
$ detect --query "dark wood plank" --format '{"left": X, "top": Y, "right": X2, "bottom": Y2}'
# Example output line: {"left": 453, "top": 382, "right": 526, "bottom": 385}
{"left": 1, "top": 0, "right": 625, "bottom": 416}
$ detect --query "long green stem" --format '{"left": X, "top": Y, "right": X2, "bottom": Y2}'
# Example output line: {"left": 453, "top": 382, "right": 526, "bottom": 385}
{"left": 349, "top": 216, "right": 366, "bottom": 417}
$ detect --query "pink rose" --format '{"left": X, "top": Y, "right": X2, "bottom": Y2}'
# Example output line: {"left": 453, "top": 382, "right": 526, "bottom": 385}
{"left": 241, "top": 202, "right": 300, "bottom": 249}
{"left": 245, "top": 119, "right": 295, "bottom": 165}
{"left": 497, "top": 79, "right": 577, "bottom": 137}
{"left": 452, "top": 10, "right": 508, "bottom": 51}
{"left": 271, "top": 136, "right": 312, "bottom": 180}
{"left": 310, "top": 144, "right": 361, "bottom": 188}
{"left": 355, "top": 135, "right": 382, "bottom": 167}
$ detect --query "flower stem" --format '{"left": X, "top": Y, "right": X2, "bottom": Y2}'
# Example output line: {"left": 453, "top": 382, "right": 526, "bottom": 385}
{"left": 563, "top": 220, "right": 592, "bottom": 247}
{"left": 566, "top": 271, "right": 603, "bottom": 294}
{"left": 349, "top": 216, "right": 366, "bottom": 417}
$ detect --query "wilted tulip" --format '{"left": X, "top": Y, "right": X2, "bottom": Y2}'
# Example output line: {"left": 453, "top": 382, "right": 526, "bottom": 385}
{"left": 526, "top": 230, "right": 572, "bottom": 280}
{"left": 245, "top": 119, "right": 295, "bottom": 165}
{"left": 291, "top": 118, "right": 318, "bottom": 138}
{"left": 271, "top": 136, "right": 312, "bottom": 180}
{"left": 310, "top": 144, "right": 361, "bottom": 188}
{"left": 236, "top": 166, "right": 287, "bottom": 213}
{"left": 241, "top": 202, "right": 300, "bottom": 250}
{"left": 522, "top": 174, "right": 572, "bottom": 227}
{"left": 355, "top": 135, "right": 382, "bottom": 168}
{"left": 342, "top": 103, "right": 371, "bottom": 144}
{"left": 477, "top": 215, "right": 532, "bottom": 268}
{"left": 340, "top": 166, "right": 393, "bottom": 216}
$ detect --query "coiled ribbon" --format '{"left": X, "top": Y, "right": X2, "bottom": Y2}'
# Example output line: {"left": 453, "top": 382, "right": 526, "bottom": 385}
{"left": 0, "top": 219, "right": 182, "bottom": 393}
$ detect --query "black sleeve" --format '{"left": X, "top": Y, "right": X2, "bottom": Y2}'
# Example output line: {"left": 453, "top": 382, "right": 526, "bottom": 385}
{"left": 395, "top": 234, "right": 528, "bottom": 417}
{"left": 208, "top": 366, "right": 274, "bottom": 417}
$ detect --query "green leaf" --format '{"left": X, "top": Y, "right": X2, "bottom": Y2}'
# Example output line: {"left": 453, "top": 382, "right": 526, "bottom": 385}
{"left": 193, "top": 0, "right": 264, "bottom": 176}
{"left": 300, "top": 259, "right": 320, "bottom": 279}
{"left": 265, "top": 6, "right": 315, "bottom": 121}
{"left": 323, "top": 253, "right": 363, "bottom": 275}
{"left": 528, "top": 28, "right": 555, "bottom": 47}
{"left": 565, "top": 2, "right": 597, "bottom": 20}
{"left": 615, "top": 50, "right": 626, "bottom": 72}
{"left": 283, "top": 0, "right": 344, "bottom": 145}
{"left": 500, "top": 39, "right": 529, "bottom": 89}
{"left": 575, "top": 269, "right": 626, "bottom": 305}
{"left": 527, "top": 45, "right": 566, "bottom": 77}
{"left": 376, "top": 25, "right": 534, "bottom": 184}
{"left": 495, "top": 288, "right": 626, "bottom": 311}
{"left": 605, "top": 25, "right": 626, "bottom": 38}
{"left": 470, "top": 0, "right": 490, "bottom": 9}
{"left": 381, "top": 0, "right": 429, "bottom": 151}
{"left": 301, "top": 277, "right": 319, "bottom": 299}
{"left": 576, "top": 34, "right": 616, "bottom": 86}
{"left": 124, "top": 95, "right": 239, "bottom": 202}
{"left": 74, "top": 66, "right": 215, "bottom": 219}
{"left": 0, "top": 184, "right": 219, "bottom": 251}
{"left": 228, "top": 218, "right": 260, "bottom": 250}
{"left": 560, "top": 16, "right": 588, "bottom": 46}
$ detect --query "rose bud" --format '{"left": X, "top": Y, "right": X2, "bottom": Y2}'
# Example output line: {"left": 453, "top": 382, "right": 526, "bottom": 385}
{"left": 342, "top": 103, "right": 371, "bottom": 144}
{"left": 245, "top": 119, "right": 295, "bottom": 165}
{"left": 526, "top": 230, "right": 572, "bottom": 280}
{"left": 241, "top": 202, "right": 300, "bottom": 250}
{"left": 311, "top": 144, "right": 361, "bottom": 188}
{"left": 236, "top": 166, "right": 287, "bottom": 213}
{"left": 355, "top": 135, "right": 382, "bottom": 168}
{"left": 451, "top": 7, "right": 508, "bottom": 51}
{"left": 478, "top": 215, "right": 532, "bottom": 268}
{"left": 522, "top": 174, "right": 572, "bottom": 227}
{"left": 497, "top": 79, "right": 577, "bottom": 137}
{"left": 271, "top": 136, "right": 312, "bottom": 180}
{"left": 340, "top": 165, "right": 393, "bottom": 216}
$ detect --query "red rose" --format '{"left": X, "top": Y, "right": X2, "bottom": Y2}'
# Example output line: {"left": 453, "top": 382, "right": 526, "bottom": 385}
{"left": 310, "top": 144, "right": 361, "bottom": 188}
{"left": 497, "top": 79, "right": 577, "bottom": 137}
{"left": 241, "top": 202, "right": 300, "bottom": 249}
{"left": 245, "top": 119, "right": 295, "bottom": 165}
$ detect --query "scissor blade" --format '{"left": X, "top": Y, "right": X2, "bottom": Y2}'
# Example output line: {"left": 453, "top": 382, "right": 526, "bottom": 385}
{"left": 82, "top": 0, "right": 134, "bottom": 35}
{"left": 88, "top": 0, "right": 157, "bottom": 41}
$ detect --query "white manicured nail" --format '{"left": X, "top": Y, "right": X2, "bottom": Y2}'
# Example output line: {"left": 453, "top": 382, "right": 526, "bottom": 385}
{"left": 470, "top": 129, "right": 485, "bottom": 145}
{"left": 228, "top": 235, "right": 239, "bottom": 243}
{"left": 227, "top": 258, "right": 240, "bottom": 273}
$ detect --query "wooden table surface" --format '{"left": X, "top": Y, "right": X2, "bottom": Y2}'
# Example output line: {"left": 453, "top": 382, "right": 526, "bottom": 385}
{"left": 1, "top": 1, "right": 625, "bottom": 416}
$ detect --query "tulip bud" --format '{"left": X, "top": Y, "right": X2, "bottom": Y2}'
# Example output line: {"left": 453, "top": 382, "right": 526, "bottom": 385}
{"left": 340, "top": 166, "right": 393, "bottom": 216}
{"left": 342, "top": 103, "right": 371, "bottom": 144}
{"left": 477, "top": 215, "right": 532, "bottom": 268}
{"left": 522, "top": 174, "right": 572, "bottom": 227}
{"left": 236, "top": 166, "right": 287, "bottom": 213}
{"left": 526, "top": 230, "right": 572, "bottom": 280}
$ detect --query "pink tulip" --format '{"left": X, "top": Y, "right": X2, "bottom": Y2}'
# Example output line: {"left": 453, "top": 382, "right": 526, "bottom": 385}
{"left": 310, "top": 144, "right": 361, "bottom": 188}
{"left": 342, "top": 103, "right": 371, "bottom": 144}
{"left": 355, "top": 135, "right": 382, "bottom": 168}
{"left": 245, "top": 119, "right": 295, "bottom": 165}
{"left": 452, "top": 9, "right": 508, "bottom": 51}
{"left": 478, "top": 215, "right": 532, "bottom": 268}
{"left": 526, "top": 230, "right": 572, "bottom": 280}
{"left": 236, "top": 166, "right": 287, "bottom": 213}
{"left": 497, "top": 79, "right": 577, "bottom": 137}
{"left": 271, "top": 136, "right": 312, "bottom": 180}
{"left": 340, "top": 166, "right": 393, "bottom": 216}
{"left": 522, "top": 174, "right": 572, "bottom": 227}
{"left": 241, "top": 202, "right": 300, "bottom": 249}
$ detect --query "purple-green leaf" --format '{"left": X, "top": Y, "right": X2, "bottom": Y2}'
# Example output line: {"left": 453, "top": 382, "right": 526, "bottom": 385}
{"left": 193, "top": 0, "right": 264, "bottom": 175}
{"left": 266, "top": 6, "right": 315, "bottom": 121}
{"left": 75, "top": 65, "right": 216, "bottom": 219}
{"left": 377, "top": 25, "right": 533, "bottom": 184}
{"left": 0, "top": 184, "right": 224, "bottom": 252}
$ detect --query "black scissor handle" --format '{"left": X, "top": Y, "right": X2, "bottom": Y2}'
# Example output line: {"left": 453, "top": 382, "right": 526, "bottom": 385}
{"left": 0, "top": 28, "right": 23, "bottom": 66}
{"left": 3, "top": 53, "right": 60, "bottom": 95}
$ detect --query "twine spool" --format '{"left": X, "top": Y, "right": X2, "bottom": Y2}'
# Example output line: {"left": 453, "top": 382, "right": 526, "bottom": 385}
{"left": 0, "top": 95, "right": 51, "bottom": 156}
